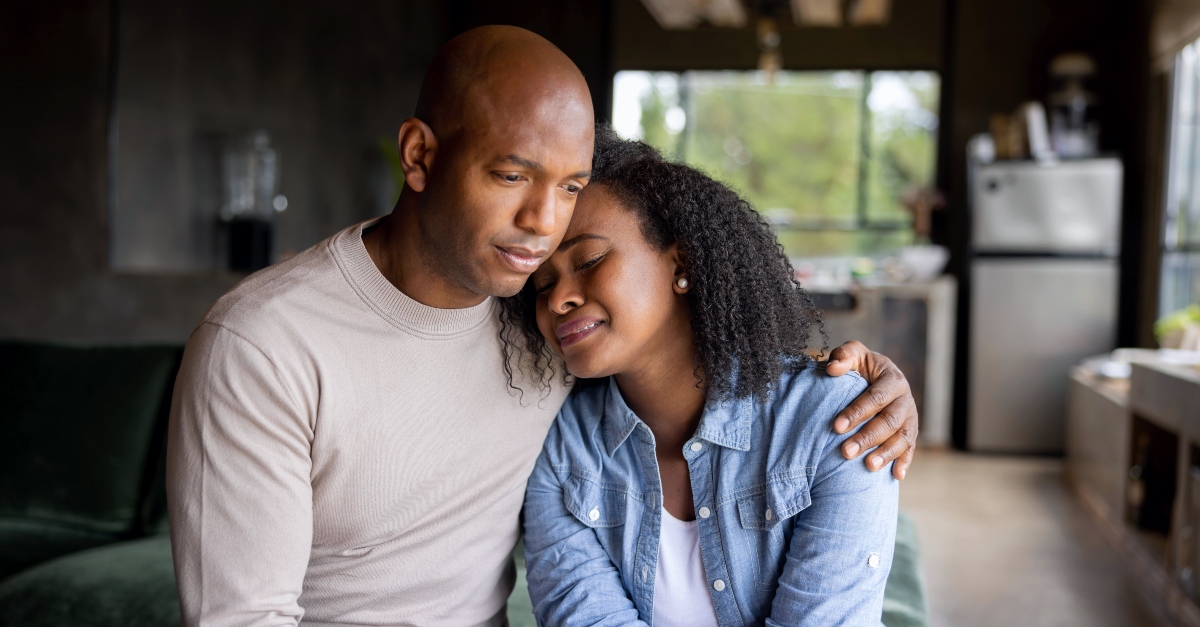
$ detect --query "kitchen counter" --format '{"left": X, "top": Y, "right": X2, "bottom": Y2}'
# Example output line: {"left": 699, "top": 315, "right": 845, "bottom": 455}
{"left": 1130, "top": 362, "right": 1200, "bottom": 432}
{"left": 811, "top": 276, "right": 957, "bottom": 447}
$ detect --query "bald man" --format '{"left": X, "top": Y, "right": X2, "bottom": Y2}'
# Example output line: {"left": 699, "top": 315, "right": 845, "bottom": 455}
{"left": 166, "top": 26, "right": 919, "bottom": 627}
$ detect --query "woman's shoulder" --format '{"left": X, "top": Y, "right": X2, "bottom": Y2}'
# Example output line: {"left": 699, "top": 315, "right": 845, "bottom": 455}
{"left": 539, "top": 378, "right": 610, "bottom": 466}
{"left": 771, "top": 363, "right": 868, "bottom": 419}
{"left": 754, "top": 364, "right": 870, "bottom": 457}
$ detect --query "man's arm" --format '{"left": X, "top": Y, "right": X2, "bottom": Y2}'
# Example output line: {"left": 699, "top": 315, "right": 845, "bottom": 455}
{"left": 823, "top": 341, "right": 919, "bottom": 480}
{"left": 167, "top": 323, "right": 314, "bottom": 627}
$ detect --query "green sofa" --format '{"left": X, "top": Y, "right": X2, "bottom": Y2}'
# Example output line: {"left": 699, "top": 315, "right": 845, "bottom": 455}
{"left": 0, "top": 341, "right": 928, "bottom": 626}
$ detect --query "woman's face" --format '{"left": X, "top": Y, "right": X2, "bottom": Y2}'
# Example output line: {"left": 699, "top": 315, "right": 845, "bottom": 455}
{"left": 530, "top": 184, "right": 691, "bottom": 380}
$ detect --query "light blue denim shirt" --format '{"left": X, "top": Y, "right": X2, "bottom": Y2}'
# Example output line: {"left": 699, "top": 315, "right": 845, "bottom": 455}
{"left": 522, "top": 366, "right": 898, "bottom": 626}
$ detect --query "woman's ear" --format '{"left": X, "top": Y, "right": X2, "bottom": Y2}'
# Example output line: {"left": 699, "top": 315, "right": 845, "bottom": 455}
{"left": 667, "top": 244, "right": 689, "bottom": 294}
{"left": 397, "top": 118, "right": 438, "bottom": 193}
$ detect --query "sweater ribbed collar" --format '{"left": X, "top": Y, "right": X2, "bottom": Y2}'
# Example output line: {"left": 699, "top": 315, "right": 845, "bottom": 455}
{"left": 331, "top": 219, "right": 495, "bottom": 338}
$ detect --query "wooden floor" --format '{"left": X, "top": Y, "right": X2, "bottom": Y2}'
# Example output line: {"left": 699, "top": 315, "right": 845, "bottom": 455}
{"left": 900, "top": 450, "right": 1173, "bottom": 627}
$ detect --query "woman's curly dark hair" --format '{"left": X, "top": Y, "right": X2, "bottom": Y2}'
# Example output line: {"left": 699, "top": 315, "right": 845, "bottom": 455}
{"left": 498, "top": 123, "right": 826, "bottom": 401}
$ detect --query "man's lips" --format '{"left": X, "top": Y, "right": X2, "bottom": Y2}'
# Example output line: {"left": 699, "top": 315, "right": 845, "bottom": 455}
{"left": 556, "top": 317, "right": 605, "bottom": 349}
{"left": 496, "top": 246, "right": 547, "bottom": 273}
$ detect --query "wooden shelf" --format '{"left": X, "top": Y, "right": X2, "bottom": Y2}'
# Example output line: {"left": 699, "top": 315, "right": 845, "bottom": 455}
{"left": 1068, "top": 363, "right": 1200, "bottom": 625}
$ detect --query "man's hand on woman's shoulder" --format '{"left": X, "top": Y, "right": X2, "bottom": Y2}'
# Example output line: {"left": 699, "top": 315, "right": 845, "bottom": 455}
{"left": 822, "top": 340, "right": 918, "bottom": 481}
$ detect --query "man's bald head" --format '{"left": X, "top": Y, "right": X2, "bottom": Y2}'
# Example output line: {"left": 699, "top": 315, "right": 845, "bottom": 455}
{"left": 378, "top": 25, "right": 596, "bottom": 306}
{"left": 414, "top": 25, "right": 593, "bottom": 140}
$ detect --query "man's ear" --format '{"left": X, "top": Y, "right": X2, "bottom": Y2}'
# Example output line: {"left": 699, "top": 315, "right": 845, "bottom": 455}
{"left": 397, "top": 118, "right": 438, "bottom": 193}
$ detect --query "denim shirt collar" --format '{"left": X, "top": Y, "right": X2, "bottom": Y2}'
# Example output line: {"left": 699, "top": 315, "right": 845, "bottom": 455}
{"left": 600, "top": 377, "right": 757, "bottom": 456}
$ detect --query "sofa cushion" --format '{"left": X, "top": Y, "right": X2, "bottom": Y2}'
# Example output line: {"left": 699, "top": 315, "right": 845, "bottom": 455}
{"left": 0, "top": 342, "right": 180, "bottom": 532}
{"left": 0, "top": 535, "right": 179, "bottom": 627}
{"left": 0, "top": 518, "right": 119, "bottom": 582}
{"left": 882, "top": 512, "right": 929, "bottom": 627}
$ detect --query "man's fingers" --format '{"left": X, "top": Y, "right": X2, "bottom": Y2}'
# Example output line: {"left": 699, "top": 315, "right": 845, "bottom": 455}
{"left": 825, "top": 358, "right": 851, "bottom": 377}
{"left": 893, "top": 446, "right": 915, "bottom": 481}
{"left": 833, "top": 370, "right": 904, "bottom": 433}
{"left": 860, "top": 427, "right": 914, "bottom": 473}
{"left": 825, "top": 341, "right": 867, "bottom": 377}
{"left": 840, "top": 405, "right": 904, "bottom": 458}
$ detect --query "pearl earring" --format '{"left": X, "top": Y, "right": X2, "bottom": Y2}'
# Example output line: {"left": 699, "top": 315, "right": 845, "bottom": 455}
{"left": 676, "top": 277, "right": 689, "bottom": 289}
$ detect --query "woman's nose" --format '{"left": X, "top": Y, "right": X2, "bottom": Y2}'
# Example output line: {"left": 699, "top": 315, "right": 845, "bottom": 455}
{"left": 548, "top": 279, "right": 583, "bottom": 315}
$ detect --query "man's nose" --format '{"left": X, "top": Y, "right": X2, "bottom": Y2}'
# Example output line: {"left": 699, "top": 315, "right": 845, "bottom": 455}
{"left": 515, "top": 185, "right": 560, "bottom": 237}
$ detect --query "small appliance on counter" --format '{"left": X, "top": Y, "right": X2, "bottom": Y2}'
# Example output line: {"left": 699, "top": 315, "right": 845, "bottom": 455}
{"left": 966, "top": 157, "right": 1122, "bottom": 453}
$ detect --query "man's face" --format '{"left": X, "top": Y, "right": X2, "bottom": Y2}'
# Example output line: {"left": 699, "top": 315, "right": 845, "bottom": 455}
{"left": 416, "top": 87, "right": 594, "bottom": 299}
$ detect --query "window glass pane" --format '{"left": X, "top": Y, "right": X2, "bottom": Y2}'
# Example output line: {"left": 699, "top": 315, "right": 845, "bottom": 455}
{"left": 1161, "top": 42, "right": 1200, "bottom": 319}
{"left": 611, "top": 70, "right": 942, "bottom": 257}
{"left": 1166, "top": 43, "right": 1200, "bottom": 251}
{"left": 615, "top": 69, "right": 865, "bottom": 225}
{"left": 613, "top": 71, "right": 687, "bottom": 157}
{"left": 775, "top": 229, "right": 914, "bottom": 258}
{"left": 865, "top": 72, "right": 941, "bottom": 223}
{"left": 1161, "top": 252, "right": 1200, "bottom": 316}
{"left": 680, "top": 71, "right": 864, "bottom": 225}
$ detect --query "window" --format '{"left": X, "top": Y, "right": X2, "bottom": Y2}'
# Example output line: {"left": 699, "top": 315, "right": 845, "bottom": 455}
{"left": 612, "top": 70, "right": 940, "bottom": 257}
{"left": 1162, "top": 43, "right": 1200, "bottom": 316}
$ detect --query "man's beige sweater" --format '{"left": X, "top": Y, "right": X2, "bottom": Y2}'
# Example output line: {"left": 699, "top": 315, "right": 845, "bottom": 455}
{"left": 166, "top": 220, "right": 567, "bottom": 627}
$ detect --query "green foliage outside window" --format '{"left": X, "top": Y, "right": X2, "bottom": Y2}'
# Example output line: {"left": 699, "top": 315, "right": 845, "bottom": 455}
{"left": 613, "top": 70, "right": 940, "bottom": 258}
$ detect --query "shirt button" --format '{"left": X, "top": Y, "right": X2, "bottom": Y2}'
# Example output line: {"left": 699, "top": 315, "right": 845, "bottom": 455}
{"left": 690, "top": 442, "right": 703, "bottom": 452}
{"left": 642, "top": 566, "right": 648, "bottom": 581}
{"left": 698, "top": 507, "right": 711, "bottom": 519}
{"left": 765, "top": 508, "right": 773, "bottom": 521}
{"left": 588, "top": 507, "right": 600, "bottom": 521}
{"left": 868, "top": 553, "right": 880, "bottom": 568}
{"left": 713, "top": 579, "right": 726, "bottom": 591}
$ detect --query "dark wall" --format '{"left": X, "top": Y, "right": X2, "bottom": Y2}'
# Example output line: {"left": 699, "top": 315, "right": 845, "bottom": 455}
{"left": 0, "top": 1, "right": 240, "bottom": 343}
{"left": 111, "top": 0, "right": 444, "bottom": 272}
{"left": 0, "top": 1, "right": 613, "bottom": 343}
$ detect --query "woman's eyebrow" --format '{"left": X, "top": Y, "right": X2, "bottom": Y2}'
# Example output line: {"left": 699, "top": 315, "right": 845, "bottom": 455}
{"left": 557, "top": 233, "right": 605, "bottom": 251}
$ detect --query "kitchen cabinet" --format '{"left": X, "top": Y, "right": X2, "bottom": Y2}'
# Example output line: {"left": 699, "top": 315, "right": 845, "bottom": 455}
{"left": 812, "top": 276, "right": 956, "bottom": 447}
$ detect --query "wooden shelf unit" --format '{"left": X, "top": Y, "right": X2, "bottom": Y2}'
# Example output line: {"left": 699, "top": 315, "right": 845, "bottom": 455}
{"left": 1068, "top": 362, "right": 1200, "bottom": 625}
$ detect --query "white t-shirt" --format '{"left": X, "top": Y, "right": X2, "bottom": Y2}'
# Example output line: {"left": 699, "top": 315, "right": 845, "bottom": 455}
{"left": 653, "top": 509, "right": 720, "bottom": 627}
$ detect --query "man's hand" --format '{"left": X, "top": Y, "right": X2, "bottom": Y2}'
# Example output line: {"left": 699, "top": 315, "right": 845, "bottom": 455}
{"left": 824, "top": 341, "right": 918, "bottom": 480}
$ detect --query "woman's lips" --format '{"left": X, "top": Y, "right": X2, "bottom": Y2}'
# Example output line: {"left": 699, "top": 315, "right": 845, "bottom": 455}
{"left": 496, "top": 246, "right": 546, "bottom": 273}
{"left": 557, "top": 317, "right": 605, "bottom": 349}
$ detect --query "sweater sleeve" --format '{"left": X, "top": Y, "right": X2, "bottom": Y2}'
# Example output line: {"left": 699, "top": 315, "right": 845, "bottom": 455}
{"left": 167, "top": 322, "right": 315, "bottom": 627}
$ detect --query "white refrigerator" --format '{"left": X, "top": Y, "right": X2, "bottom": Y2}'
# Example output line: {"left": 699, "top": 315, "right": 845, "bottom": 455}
{"left": 967, "top": 158, "right": 1122, "bottom": 453}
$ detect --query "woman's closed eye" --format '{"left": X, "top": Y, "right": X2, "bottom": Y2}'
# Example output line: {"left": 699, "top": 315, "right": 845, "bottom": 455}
{"left": 577, "top": 253, "right": 605, "bottom": 271}
{"left": 533, "top": 254, "right": 604, "bottom": 295}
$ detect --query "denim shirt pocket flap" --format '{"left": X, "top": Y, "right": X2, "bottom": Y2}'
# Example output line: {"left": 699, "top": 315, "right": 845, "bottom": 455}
{"left": 563, "top": 473, "right": 627, "bottom": 528}
{"left": 736, "top": 474, "right": 811, "bottom": 530}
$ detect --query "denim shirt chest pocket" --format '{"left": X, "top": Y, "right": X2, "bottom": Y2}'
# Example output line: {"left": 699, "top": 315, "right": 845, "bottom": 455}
{"left": 729, "top": 470, "right": 812, "bottom": 593}
{"left": 560, "top": 467, "right": 638, "bottom": 571}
